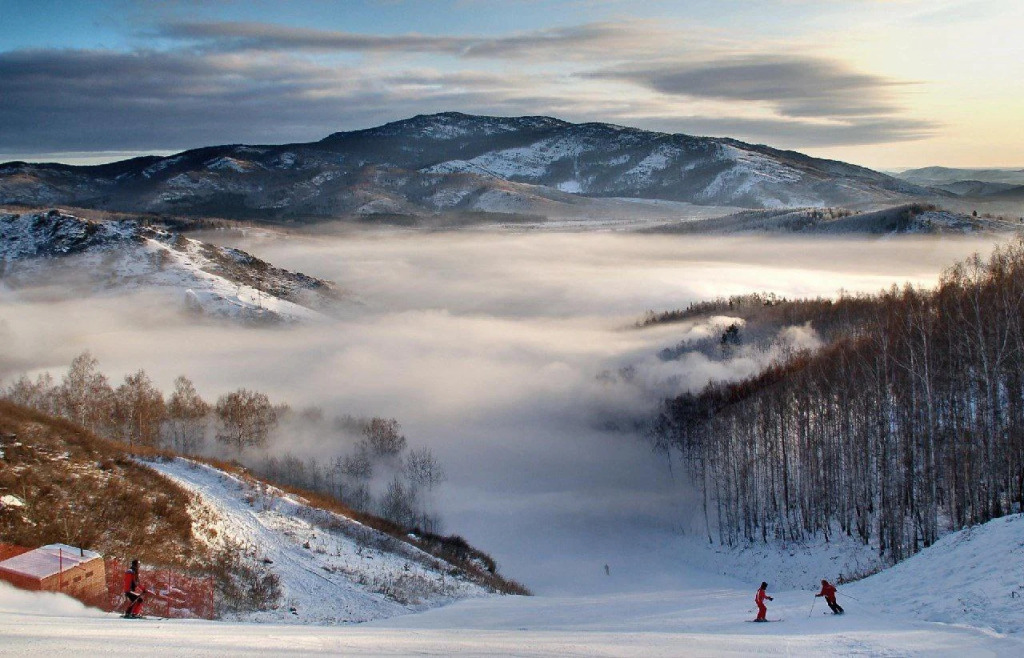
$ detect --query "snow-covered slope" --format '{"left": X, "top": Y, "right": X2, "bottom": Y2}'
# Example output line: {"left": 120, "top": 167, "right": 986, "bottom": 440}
{"left": 2, "top": 497, "right": 1023, "bottom": 653}
{"left": 145, "top": 458, "right": 493, "bottom": 624}
{"left": 2, "top": 529, "right": 1022, "bottom": 655}
{"left": 678, "top": 512, "right": 1024, "bottom": 637}
{"left": 0, "top": 210, "right": 340, "bottom": 322}
{"left": 850, "top": 513, "right": 1024, "bottom": 633}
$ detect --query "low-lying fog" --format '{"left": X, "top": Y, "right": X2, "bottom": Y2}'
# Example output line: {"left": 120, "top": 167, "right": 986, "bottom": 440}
{"left": 0, "top": 231, "right": 1007, "bottom": 594}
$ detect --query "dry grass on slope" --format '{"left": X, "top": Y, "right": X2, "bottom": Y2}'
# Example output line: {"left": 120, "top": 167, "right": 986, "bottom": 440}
{"left": 0, "top": 400, "right": 528, "bottom": 605}
{"left": 0, "top": 400, "right": 205, "bottom": 571}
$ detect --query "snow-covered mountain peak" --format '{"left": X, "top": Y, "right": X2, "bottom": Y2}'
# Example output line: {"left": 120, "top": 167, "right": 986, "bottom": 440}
{"left": 349, "top": 112, "right": 571, "bottom": 142}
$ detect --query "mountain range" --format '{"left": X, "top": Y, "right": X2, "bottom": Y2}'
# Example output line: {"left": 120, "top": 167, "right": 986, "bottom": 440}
{"left": 0, "top": 113, "right": 933, "bottom": 221}
{"left": 894, "top": 166, "right": 1024, "bottom": 200}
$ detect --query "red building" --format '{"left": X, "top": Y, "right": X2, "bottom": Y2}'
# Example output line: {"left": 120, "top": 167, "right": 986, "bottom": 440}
{"left": 0, "top": 543, "right": 106, "bottom": 605}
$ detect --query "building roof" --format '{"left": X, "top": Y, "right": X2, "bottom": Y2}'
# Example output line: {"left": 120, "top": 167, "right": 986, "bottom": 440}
{"left": 0, "top": 544, "right": 102, "bottom": 580}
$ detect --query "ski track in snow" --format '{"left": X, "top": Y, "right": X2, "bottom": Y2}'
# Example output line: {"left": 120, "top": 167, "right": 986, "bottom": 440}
{"left": 145, "top": 458, "right": 491, "bottom": 625}
{"left": 1, "top": 578, "right": 1020, "bottom": 656}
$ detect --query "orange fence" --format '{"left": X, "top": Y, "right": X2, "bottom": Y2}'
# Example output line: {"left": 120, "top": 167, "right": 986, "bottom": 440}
{"left": 106, "top": 558, "right": 215, "bottom": 619}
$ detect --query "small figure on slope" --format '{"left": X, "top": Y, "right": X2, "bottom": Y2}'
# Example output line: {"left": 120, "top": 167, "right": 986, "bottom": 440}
{"left": 123, "top": 559, "right": 147, "bottom": 618}
{"left": 754, "top": 581, "right": 773, "bottom": 621}
{"left": 815, "top": 579, "right": 844, "bottom": 614}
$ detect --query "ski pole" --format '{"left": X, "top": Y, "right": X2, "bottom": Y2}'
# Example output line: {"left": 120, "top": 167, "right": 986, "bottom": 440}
{"left": 838, "top": 591, "right": 861, "bottom": 602}
{"left": 808, "top": 596, "right": 816, "bottom": 617}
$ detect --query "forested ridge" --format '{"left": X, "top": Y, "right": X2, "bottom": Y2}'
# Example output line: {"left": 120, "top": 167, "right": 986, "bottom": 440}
{"left": 655, "top": 239, "right": 1024, "bottom": 563}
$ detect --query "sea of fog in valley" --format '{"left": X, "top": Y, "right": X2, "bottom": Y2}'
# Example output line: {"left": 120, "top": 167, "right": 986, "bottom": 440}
{"left": 0, "top": 231, "right": 1009, "bottom": 593}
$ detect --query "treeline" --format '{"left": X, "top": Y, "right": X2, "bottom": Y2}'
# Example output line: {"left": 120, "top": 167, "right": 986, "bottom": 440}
{"left": 656, "top": 239, "right": 1024, "bottom": 563}
{"left": 637, "top": 293, "right": 791, "bottom": 328}
{"left": 639, "top": 292, "right": 887, "bottom": 362}
{"left": 2, "top": 356, "right": 446, "bottom": 532}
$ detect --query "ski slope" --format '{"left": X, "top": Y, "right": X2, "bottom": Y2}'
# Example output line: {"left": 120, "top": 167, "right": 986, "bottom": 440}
{"left": 3, "top": 454, "right": 1023, "bottom": 655}
{"left": 0, "top": 575, "right": 1019, "bottom": 656}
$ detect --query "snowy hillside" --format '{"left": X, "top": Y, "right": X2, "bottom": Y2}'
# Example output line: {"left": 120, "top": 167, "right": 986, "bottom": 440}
{"left": 0, "top": 113, "right": 933, "bottom": 222}
{"left": 0, "top": 210, "right": 340, "bottom": 322}
{"left": 145, "top": 458, "right": 495, "bottom": 624}
{"left": 850, "top": 513, "right": 1024, "bottom": 633}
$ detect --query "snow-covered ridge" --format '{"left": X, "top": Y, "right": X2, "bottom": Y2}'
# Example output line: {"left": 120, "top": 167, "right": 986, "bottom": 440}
{"left": 147, "top": 458, "right": 494, "bottom": 624}
{"left": 205, "top": 156, "right": 261, "bottom": 173}
{"left": 0, "top": 210, "right": 340, "bottom": 323}
{"left": 358, "top": 112, "right": 569, "bottom": 141}
{"left": 1, "top": 209, "right": 142, "bottom": 258}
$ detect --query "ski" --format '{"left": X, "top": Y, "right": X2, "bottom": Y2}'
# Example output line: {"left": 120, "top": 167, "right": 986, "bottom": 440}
{"left": 120, "top": 614, "right": 166, "bottom": 620}
{"left": 746, "top": 619, "right": 784, "bottom": 623}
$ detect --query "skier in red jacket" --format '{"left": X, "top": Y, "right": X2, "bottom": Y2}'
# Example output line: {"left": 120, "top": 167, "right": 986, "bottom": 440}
{"left": 754, "top": 581, "right": 773, "bottom": 621}
{"left": 123, "top": 559, "right": 147, "bottom": 618}
{"left": 816, "top": 579, "right": 844, "bottom": 614}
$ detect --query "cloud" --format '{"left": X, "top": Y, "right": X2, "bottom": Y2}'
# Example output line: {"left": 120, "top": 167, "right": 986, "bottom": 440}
{"left": 583, "top": 54, "right": 937, "bottom": 146}
{"left": 154, "top": 20, "right": 676, "bottom": 60}
{"left": 0, "top": 231, "right": 1002, "bottom": 591}
{"left": 0, "top": 31, "right": 934, "bottom": 156}
{"left": 626, "top": 115, "right": 939, "bottom": 148}
{"left": 0, "top": 48, "right": 533, "bottom": 152}
{"left": 590, "top": 55, "right": 913, "bottom": 119}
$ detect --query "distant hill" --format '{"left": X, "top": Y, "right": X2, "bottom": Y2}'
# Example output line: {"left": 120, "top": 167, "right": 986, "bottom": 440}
{"left": 933, "top": 180, "right": 1019, "bottom": 196}
{"left": 643, "top": 203, "right": 1021, "bottom": 235}
{"left": 0, "top": 113, "right": 932, "bottom": 222}
{"left": 0, "top": 209, "right": 342, "bottom": 322}
{"left": 989, "top": 184, "right": 1024, "bottom": 201}
{"left": 895, "top": 166, "right": 1024, "bottom": 188}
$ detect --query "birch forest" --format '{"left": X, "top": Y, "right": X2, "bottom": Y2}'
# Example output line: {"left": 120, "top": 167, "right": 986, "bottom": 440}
{"left": 655, "top": 239, "right": 1024, "bottom": 563}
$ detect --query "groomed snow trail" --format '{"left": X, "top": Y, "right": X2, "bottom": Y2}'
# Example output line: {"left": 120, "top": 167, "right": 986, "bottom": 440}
{"left": 1, "top": 580, "right": 1020, "bottom": 656}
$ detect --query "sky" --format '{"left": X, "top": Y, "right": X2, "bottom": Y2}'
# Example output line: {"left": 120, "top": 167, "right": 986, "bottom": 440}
{"left": 0, "top": 0, "right": 1021, "bottom": 169}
